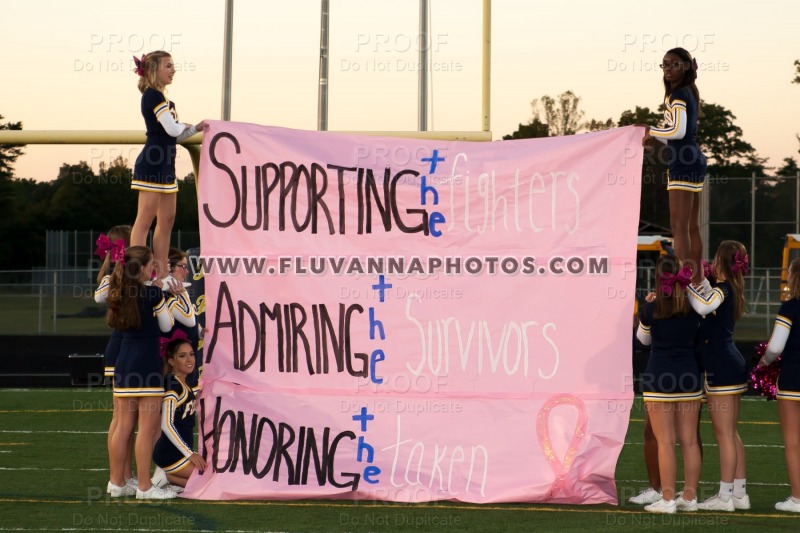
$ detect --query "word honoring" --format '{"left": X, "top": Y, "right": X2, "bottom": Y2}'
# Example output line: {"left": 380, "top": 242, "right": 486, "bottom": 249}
{"left": 198, "top": 396, "right": 362, "bottom": 489}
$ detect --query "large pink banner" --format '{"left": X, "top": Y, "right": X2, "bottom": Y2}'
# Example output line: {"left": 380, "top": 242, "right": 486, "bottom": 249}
{"left": 184, "top": 121, "right": 643, "bottom": 504}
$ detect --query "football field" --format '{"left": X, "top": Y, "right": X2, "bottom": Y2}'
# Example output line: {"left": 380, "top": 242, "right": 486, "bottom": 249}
{"left": 0, "top": 389, "right": 796, "bottom": 532}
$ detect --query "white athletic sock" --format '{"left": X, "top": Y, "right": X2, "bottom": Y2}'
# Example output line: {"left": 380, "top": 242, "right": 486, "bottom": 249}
{"left": 733, "top": 478, "right": 746, "bottom": 498}
{"left": 719, "top": 481, "right": 733, "bottom": 501}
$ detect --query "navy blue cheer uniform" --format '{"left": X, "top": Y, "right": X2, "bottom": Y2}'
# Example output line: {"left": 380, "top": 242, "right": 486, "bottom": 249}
{"left": 650, "top": 86, "right": 707, "bottom": 192}
{"left": 153, "top": 374, "right": 197, "bottom": 473}
{"left": 113, "top": 285, "right": 174, "bottom": 397}
{"left": 689, "top": 282, "right": 748, "bottom": 395}
{"left": 165, "top": 291, "right": 200, "bottom": 392}
{"left": 638, "top": 301, "right": 703, "bottom": 401}
{"left": 95, "top": 274, "right": 120, "bottom": 378}
{"left": 133, "top": 88, "right": 180, "bottom": 193}
{"left": 763, "top": 298, "right": 800, "bottom": 400}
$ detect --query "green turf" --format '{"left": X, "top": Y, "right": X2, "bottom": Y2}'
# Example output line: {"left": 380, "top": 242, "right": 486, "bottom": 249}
{"left": 0, "top": 390, "right": 797, "bottom": 532}
{"left": 0, "top": 294, "right": 107, "bottom": 335}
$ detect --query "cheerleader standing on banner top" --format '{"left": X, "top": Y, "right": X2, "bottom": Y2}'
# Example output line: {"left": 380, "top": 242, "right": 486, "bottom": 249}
{"left": 687, "top": 241, "right": 750, "bottom": 511}
{"left": 93, "top": 226, "right": 137, "bottom": 492}
{"left": 106, "top": 245, "right": 182, "bottom": 500}
{"left": 759, "top": 257, "right": 800, "bottom": 513}
{"left": 637, "top": 255, "right": 703, "bottom": 514}
{"left": 130, "top": 51, "right": 206, "bottom": 279}
{"left": 642, "top": 47, "right": 709, "bottom": 290}
{"left": 151, "top": 336, "right": 206, "bottom": 490}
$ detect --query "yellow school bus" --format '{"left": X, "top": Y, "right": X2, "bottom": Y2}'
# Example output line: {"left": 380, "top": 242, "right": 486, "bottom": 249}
{"left": 634, "top": 235, "right": 674, "bottom": 316}
{"left": 780, "top": 234, "right": 800, "bottom": 293}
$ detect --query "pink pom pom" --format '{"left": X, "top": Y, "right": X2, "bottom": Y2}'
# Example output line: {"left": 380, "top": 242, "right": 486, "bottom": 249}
{"left": 755, "top": 341, "right": 768, "bottom": 358}
{"left": 750, "top": 341, "right": 779, "bottom": 401}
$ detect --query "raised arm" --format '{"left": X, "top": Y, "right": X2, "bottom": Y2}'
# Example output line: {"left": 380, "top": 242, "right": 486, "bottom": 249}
{"left": 169, "top": 291, "right": 197, "bottom": 327}
{"left": 153, "top": 296, "right": 175, "bottom": 332}
{"left": 687, "top": 285, "right": 725, "bottom": 316}
{"left": 94, "top": 275, "right": 110, "bottom": 304}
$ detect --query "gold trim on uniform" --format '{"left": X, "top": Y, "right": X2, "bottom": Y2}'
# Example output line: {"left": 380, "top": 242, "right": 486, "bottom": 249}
{"left": 131, "top": 180, "right": 179, "bottom": 193}
{"left": 776, "top": 385, "right": 800, "bottom": 401}
{"left": 113, "top": 386, "right": 165, "bottom": 397}
{"left": 643, "top": 390, "right": 704, "bottom": 402}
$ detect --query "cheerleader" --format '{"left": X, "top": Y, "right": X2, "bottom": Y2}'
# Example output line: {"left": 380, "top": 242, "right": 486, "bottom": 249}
{"left": 106, "top": 246, "right": 180, "bottom": 499}
{"left": 642, "top": 47, "right": 708, "bottom": 288}
{"left": 164, "top": 248, "right": 201, "bottom": 390}
{"left": 637, "top": 255, "right": 703, "bottom": 514}
{"left": 93, "top": 225, "right": 136, "bottom": 493}
{"left": 687, "top": 241, "right": 750, "bottom": 511}
{"left": 130, "top": 50, "right": 206, "bottom": 278}
{"left": 151, "top": 248, "right": 201, "bottom": 490}
{"left": 759, "top": 257, "right": 800, "bottom": 512}
{"left": 151, "top": 337, "right": 206, "bottom": 489}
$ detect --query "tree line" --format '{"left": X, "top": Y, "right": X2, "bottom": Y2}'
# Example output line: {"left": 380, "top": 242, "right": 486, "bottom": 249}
{"left": 1, "top": 61, "right": 798, "bottom": 270}
{"left": 0, "top": 131, "right": 198, "bottom": 270}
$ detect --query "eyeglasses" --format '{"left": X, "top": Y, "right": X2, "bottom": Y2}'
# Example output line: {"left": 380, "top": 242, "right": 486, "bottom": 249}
{"left": 659, "top": 61, "right": 686, "bottom": 70}
{"left": 173, "top": 263, "right": 188, "bottom": 270}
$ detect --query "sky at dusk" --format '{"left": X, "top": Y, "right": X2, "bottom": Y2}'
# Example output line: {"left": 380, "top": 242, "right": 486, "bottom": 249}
{"left": 3, "top": 0, "right": 799, "bottom": 181}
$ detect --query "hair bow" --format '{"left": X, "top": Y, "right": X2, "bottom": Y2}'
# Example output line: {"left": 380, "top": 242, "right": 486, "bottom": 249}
{"left": 95, "top": 234, "right": 126, "bottom": 265}
{"left": 159, "top": 329, "right": 190, "bottom": 359}
{"left": 732, "top": 251, "right": 749, "bottom": 275}
{"left": 133, "top": 55, "right": 145, "bottom": 76}
{"left": 659, "top": 265, "right": 693, "bottom": 296}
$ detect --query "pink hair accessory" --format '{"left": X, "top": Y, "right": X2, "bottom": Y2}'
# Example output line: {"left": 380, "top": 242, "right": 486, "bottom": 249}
{"left": 732, "top": 251, "right": 749, "bottom": 275}
{"left": 159, "top": 329, "right": 189, "bottom": 359}
{"left": 702, "top": 259, "right": 712, "bottom": 279}
{"left": 133, "top": 55, "right": 145, "bottom": 76}
{"left": 95, "top": 234, "right": 126, "bottom": 265}
{"left": 659, "top": 265, "right": 693, "bottom": 296}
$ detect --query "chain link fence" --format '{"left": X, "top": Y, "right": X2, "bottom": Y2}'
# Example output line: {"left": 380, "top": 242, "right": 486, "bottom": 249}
{"left": 0, "top": 230, "right": 199, "bottom": 334}
{"left": 3, "top": 172, "right": 800, "bottom": 337}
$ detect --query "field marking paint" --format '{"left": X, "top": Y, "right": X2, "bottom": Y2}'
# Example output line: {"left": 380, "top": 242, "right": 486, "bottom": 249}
{"left": 629, "top": 418, "right": 779, "bottom": 426}
{"left": 625, "top": 441, "right": 785, "bottom": 448}
{"left": 0, "top": 467, "right": 107, "bottom": 472}
{"left": 0, "top": 430, "right": 107, "bottom": 434}
{"left": 0, "top": 497, "right": 797, "bottom": 520}
{"left": 0, "top": 409, "right": 110, "bottom": 413}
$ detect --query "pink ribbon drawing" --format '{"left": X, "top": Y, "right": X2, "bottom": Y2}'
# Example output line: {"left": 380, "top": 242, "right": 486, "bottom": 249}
{"left": 536, "top": 394, "right": 589, "bottom": 499}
